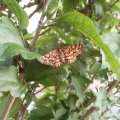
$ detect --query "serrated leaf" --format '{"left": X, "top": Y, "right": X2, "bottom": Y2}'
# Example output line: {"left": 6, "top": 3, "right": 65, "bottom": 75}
{"left": 0, "top": 43, "right": 40, "bottom": 61}
{"left": 2, "top": 0, "right": 29, "bottom": 29}
{"left": 0, "top": 66, "right": 25, "bottom": 97}
{"left": 25, "top": 60, "right": 69, "bottom": 86}
{"left": 59, "top": 11, "right": 120, "bottom": 80}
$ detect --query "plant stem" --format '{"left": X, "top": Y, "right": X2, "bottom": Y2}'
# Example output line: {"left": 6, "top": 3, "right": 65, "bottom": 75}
{"left": 30, "top": 0, "right": 50, "bottom": 51}
{"left": 80, "top": 80, "right": 119, "bottom": 119}
{"left": 0, "top": 96, "right": 16, "bottom": 120}
{"left": 25, "top": 27, "right": 51, "bottom": 40}
{"left": 29, "top": 4, "right": 41, "bottom": 18}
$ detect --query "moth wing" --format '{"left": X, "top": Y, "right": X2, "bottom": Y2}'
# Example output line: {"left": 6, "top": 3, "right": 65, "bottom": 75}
{"left": 39, "top": 49, "right": 61, "bottom": 67}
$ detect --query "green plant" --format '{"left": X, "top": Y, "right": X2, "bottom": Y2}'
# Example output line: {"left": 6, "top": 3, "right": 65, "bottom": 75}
{"left": 0, "top": 0, "right": 120, "bottom": 120}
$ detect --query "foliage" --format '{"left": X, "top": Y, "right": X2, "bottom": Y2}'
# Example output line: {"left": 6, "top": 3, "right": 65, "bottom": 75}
{"left": 0, "top": 0, "right": 120, "bottom": 120}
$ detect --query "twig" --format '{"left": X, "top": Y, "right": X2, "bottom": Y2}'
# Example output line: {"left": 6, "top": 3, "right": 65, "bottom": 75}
{"left": 84, "top": 80, "right": 119, "bottom": 109}
{"left": 80, "top": 80, "right": 119, "bottom": 119}
{"left": 101, "top": 97, "right": 120, "bottom": 117}
{"left": 16, "top": 102, "right": 29, "bottom": 120}
{"left": 29, "top": 5, "right": 41, "bottom": 18}
{"left": 0, "top": 96, "right": 16, "bottom": 120}
{"left": 34, "top": 86, "right": 46, "bottom": 95}
{"left": 80, "top": 107, "right": 98, "bottom": 120}
{"left": 106, "top": 80, "right": 119, "bottom": 94}
{"left": 96, "top": 0, "right": 119, "bottom": 21}
{"left": 25, "top": 27, "right": 51, "bottom": 40}
{"left": 84, "top": 96, "right": 96, "bottom": 108}
{"left": 30, "top": 0, "right": 50, "bottom": 51}
{"left": 100, "top": 107, "right": 109, "bottom": 117}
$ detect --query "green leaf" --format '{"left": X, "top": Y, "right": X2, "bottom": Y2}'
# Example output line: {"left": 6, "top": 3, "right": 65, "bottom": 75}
{"left": 0, "top": 66, "right": 25, "bottom": 97}
{"left": 63, "top": 0, "right": 79, "bottom": 13}
{"left": 101, "top": 32, "right": 120, "bottom": 69}
{"left": 68, "top": 112, "right": 79, "bottom": 120}
{"left": 54, "top": 107, "right": 68, "bottom": 120}
{"left": 71, "top": 74, "right": 88, "bottom": 102}
{"left": 59, "top": 11, "right": 120, "bottom": 80}
{"left": 90, "top": 111, "right": 100, "bottom": 120}
{"left": 89, "top": 62, "right": 101, "bottom": 74}
{"left": 0, "top": 17, "right": 23, "bottom": 46}
{"left": 2, "top": 0, "right": 29, "bottom": 29}
{"left": 101, "top": 32, "right": 120, "bottom": 57}
{"left": 36, "top": 34, "right": 59, "bottom": 51}
{"left": 94, "top": 87, "right": 107, "bottom": 108}
{"left": 95, "top": 2, "right": 104, "bottom": 17}
{"left": 67, "top": 94, "right": 78, "bottom": 110}
{"left": 0, "top": 17, "right": 39, "bottom": 61}
{"left": 0, "top": 43, "right": 40, "bottom": 61}
{"left": 25, "top": 60, "right": 69, "bottom": 86}
{"left": 28, "top": 105, "right": 53, "bottom": 120}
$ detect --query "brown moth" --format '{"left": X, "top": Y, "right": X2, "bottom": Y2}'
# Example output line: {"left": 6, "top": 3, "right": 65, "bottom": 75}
{"left": 39, "top": 43, "right": 83, "bottom": 67}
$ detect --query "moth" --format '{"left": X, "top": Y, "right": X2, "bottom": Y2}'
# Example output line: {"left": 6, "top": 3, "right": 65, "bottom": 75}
{"left": 39, "top": 43, "right": 83, "bottom": 67}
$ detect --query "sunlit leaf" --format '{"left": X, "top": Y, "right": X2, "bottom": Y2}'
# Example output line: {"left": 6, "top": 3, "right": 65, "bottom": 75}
{"left": 101, "top": 32, "right": 120, "bottom": 58}
{"left": 0, "top": 17, "right": 23, "bottom": 46}
{"left": 0, "top": 66, "right": 25, "bottom": 97}
{"left": 59, "top": 11, "right": 120, "bottom": 80}
{"left": 0, "top": 43, "right": 40, "bottom": 61}
{"left": 94, "top": 87, "right": 107, "bottom": 108}
{"left": 2, "top": 0, "right": 29, "bottom": 29}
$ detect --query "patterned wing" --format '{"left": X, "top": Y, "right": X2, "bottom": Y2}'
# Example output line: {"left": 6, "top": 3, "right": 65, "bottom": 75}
{"left": 58, "top": 43, "right": 83, "bottom": 64}
{"left": 39, "top": 43, "right": 83, "bottom": 67}
{"left": 39, "top": 49, "right": 61, "bottom": 67}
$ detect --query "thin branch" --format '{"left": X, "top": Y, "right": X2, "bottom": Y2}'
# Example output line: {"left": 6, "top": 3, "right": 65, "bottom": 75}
{"left": 80, "top": 107, "right": 98, "bottom": 120}
{"left": 0, "top": 96, "right": 16, "bottom": 120}
{"left": 16, "top": 87, "right": 32, "bottom": 120}
{"left": 25, "top": 27, "right": 51, "bottom": 41}
{"left": 29, "top": 5, "right": 41, "bottom": 18}
{"left": 101, "top": 97, "right": 120, "bottom": 117}
{"left": 100, "top": 107, "right": 109, "bottom": 117}
{"left": 30, "top": 0, "right": 50, "bottom": 51}
{"left": 106, "top": 80, "right": 119, "bottom": 94}
{"left": 80, "top": 80, "right": 119, "bottom": 119}
{"left": 16, "top": 103, "right": 29, "bottom": 120}
{"left": 84, "top": 96, "right": 96, "bottom": 108}
{"left": 34, "top": 86, "right": 46, "bottom": 95}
